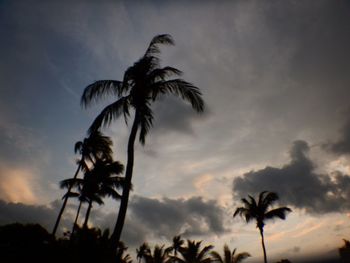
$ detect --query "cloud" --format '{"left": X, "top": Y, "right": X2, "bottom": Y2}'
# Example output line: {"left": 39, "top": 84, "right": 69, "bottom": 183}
{"left": 324, "top": 117, "right": 350, "bottom": 155}
{"left": 93, "top": 195, "right": 228, "bottom": 246}
{"left": 233, "top": 140, "right": 350, "bottom": 214}
{"left": 0, "top": 168, "right": 37, "bottom": 204}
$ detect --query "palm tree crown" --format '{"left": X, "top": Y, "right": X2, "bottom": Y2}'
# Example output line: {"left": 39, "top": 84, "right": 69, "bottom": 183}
{"left": 173, "top": 240, "right": 213, "bottom": 263}
{"left": 234, "top": 191, "right": 291, "bottom": 263}
{"left": 211, "top": 245, "right": 250, "bottom": 263}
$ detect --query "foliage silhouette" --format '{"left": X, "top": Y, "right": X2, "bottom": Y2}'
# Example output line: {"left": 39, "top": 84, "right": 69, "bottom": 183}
{"left": 171, "top": 239, "right": 213, "bottom": 263}
{"left": 52, "top": 131, "right": 113, "bottom": 236}
{"left": 137, "top": 242, "right": 152, "bottom": 263}
{"left": 170, "top": 235, "right": 185, "bottom": 257}
{"left": 234, "top": 191, "right": 291, "bottom": 263}
{"left": 81, "top": 34, "right": 204, "bottom": 246}
{"left": 339, "top": 239, "right": 350, "bottom": 262}
{"left": 60, "top": 158, "right": 124, "bottom": 229}
{"left": 211, "top": 244, "right": 250, "bottom": 263}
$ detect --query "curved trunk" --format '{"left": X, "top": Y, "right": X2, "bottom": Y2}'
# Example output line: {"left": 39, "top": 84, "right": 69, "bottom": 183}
{"left": 110, "top": 111, "right": 139, "bottom": 246}
{"left": 259, "top": 227, "right": 268, "bottom": 263}
{"left": 71, "top": 200, "right": 83, "bottom": 235}
{"left": 52, "top": 163, "right": 81, "bottom": 236}
{"left": 83, "top": 200, "right": 93, "bottom": 229}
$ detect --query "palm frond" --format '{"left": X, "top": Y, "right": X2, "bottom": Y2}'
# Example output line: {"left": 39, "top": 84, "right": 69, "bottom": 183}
{"left": 261, "top": 192, "right": 279, "bottom": 209}
{"left": 144, "top": 34, "right": 174, "bottom": 57}
{"left": 234, "top": 252, "right": 251, "bottom": 263}
{"left": 138, "top": 105, "right": 154, "bottom": 145}
{"left": 153, "top": 79, "right": 204, "bottom": 112}
{"left": 88, "top": 96, "right": 130, "bottom": 134}
{"left": 81, "top": 80, "right": 124, "bottom": 108}
{"left": 264, "top": 207, "right": 292, "bottom": 221}
{"left": 210, "top": 251, "right": 223, "bottom": 263}
{"left": 148, "top": 66, "right": 183, "bottom": 84}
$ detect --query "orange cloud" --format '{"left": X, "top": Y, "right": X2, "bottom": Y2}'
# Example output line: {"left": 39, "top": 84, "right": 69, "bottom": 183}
{"left": 0, "top": 167, "right": 37, "bottom": 204}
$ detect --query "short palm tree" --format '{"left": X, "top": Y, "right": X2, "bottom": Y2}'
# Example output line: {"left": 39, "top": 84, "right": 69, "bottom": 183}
{"left": 61, "top": 158, "right": 124, "bottom": 229}
{"left": 52, "top": 131, "right": 113, "bottom": 236}
{"left": 81, "top": 34, "right": 204, "bottom": 245}
{"left": 234, "top": 191, "right": 292, "bottom": 263}
{"left": 144, "top": 245, "right": 171, "bottom": 263}
{"left": 170, "top": 235, "right": 184, "bottom": 257}
{"left": 172, "top": 240, "right": 213, "bottom": 263}
{"left": 137, "top": 242, "right": 151, "bottom": 263}
{"left": 211, "top": 245, "right": 250, "bottom": 263}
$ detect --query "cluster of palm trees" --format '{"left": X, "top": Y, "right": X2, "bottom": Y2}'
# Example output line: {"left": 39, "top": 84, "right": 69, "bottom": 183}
{"left": 52, "top": 131, "right": 125, "bottom": 235}
{"left": 132, "top": 236, "right": 250, "bottom": 263}
{"left": 52, "top": 34, "right": 293, "bottom": 263}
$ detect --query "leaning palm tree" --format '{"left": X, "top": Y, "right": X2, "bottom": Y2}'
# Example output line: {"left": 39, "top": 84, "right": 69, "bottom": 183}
{"left": 211, "top": 244, "right": 250, "bottom": 263}
{"left": 52, "top": 131, "right": 113, "bottom": 236}
{"left": 81, "top": 34, "right": 204, "bottom": 245}
{"left": 233, "top": 191, "right": 292, "bottom": 263}
{"left": 172, "top": 240, "right": 213, "bottom": 263}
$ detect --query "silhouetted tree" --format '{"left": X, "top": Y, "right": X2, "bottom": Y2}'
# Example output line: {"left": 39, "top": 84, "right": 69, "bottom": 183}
{"left": 234, "top": 191, "right": 291, "bottom": 263}
{"left": 81, "top": 34, "right": 204, "bottom": 246}
{"left": 52, "top": 131, "right": 113, "bottom": 236}
{"left": 339, "top": 239, "right": 350, "bottom": 262}
{"left": 172, "top": 240, "right": 213, "bottom": 263}
{"left": 61, "top": 158, "right": 124, "bottom": 229}
{"left": 170, "top": 235, "right": 185, "bottom": 257}
{"left": 211, "top": 244, "right": 250, "bottom": 263}
{"left": 137, "top": 243, "right": 151, "bottom": 263}
{"left": 144, "top": 245, "right": 171, "bottom": 263}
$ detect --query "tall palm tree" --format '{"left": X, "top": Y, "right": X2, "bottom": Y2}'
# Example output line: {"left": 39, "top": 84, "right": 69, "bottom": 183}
{"left": 52, "top": 131, "right": 113, "bottom": 236}
{"left": 211, "top": 245, "right": 250, "bottom": 263}
{"left": 233, "top": 191, "right": 291, "bottom": 263}
{"left": 81, "top": 34, "right": 205, "bottom": 245}
{"left": 172, "top": 240, "right": 213, "bottom": 263}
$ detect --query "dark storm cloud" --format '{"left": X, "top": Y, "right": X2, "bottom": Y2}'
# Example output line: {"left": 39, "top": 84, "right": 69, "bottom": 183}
{"left": 129, "top": 196, "right": 226, "bottom": 238}
{"left": 94, "top": 196, "right": 227, "bottom": 245}
{"left": 233, "top": 140, "right": 350, "bottom": 214}
{"left": 0, "top": 200, "right": 58, "bottom": 231}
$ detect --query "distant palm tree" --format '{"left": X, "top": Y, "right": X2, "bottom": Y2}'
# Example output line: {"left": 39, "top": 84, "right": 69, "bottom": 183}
{"left": 61, "top": 158, "right": 124, "bottom": 229}
{"left": 172, "top": 240, "right": 213, "bottom": 263}
{"left": 144, "top": 245, "right": 171, "bottom": 263}
{"left": 52, "top": 131, "right": 113, "bottom": 236}
{"left": 116, "top": 242, "right": 133, "bottom": 263}
{"left": 170, "top": 235, "right": 184, "bottom": 257}
{"left": 81, "top": 34, "right": 204, "bottom": 245}
{"left": 137, "top": 243, "right": 151, "bottom": 263}
{"left": 234, "top": 191, "right": 291, "bottom": 263}
{"left": 211, "top": 244, "right": 250, "bottom": 263}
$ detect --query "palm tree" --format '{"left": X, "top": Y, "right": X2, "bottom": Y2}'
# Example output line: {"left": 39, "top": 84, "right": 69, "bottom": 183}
{"left": 60, "top": 158, "right": 124, "bottom": 229}
{"left": 170, "top": 235, "right": 184, "bottom": 257}
{"left": 52, "top": 131, "right": 113, "bottom": 236}
{"left": 144, "top": 245, "right": 172, "bottom": 263}
{"left": 172, "top": 240, "right": 213, "bottom": 263}
{"left": 211, "top": 245, "right": 250, "bottom": 263}
{"left": 233, "top": 191, "right": 291, "bottom": 263}
{"left": 81, "top": 34, "right": 204, "bottom": 245}
{"left": 137, "top": 243, "right": 151, "bottom": 263}
{"left": 116, "top": 242, "right": 133, "bottom": 263}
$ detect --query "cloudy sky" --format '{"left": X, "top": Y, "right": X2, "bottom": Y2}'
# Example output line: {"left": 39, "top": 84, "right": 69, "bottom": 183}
{"left": 1, "top": 0, "right": 350, "bottom": 262}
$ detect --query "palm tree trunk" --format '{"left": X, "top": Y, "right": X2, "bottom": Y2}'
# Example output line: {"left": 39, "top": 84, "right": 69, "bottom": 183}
{"left": 52, "top": 163, "right": 81, "bottom": 236}
{"left": 110, "top": 112, "right": 139, "bottom": 246}
{"left": 259, "top": 227, "right": 268, "bottom": 263}
{"left": 71, "top": 200, "right": 83, "bottom": 235}
{"left": 83, "top": 200, "right": 93, "bottom": 229}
